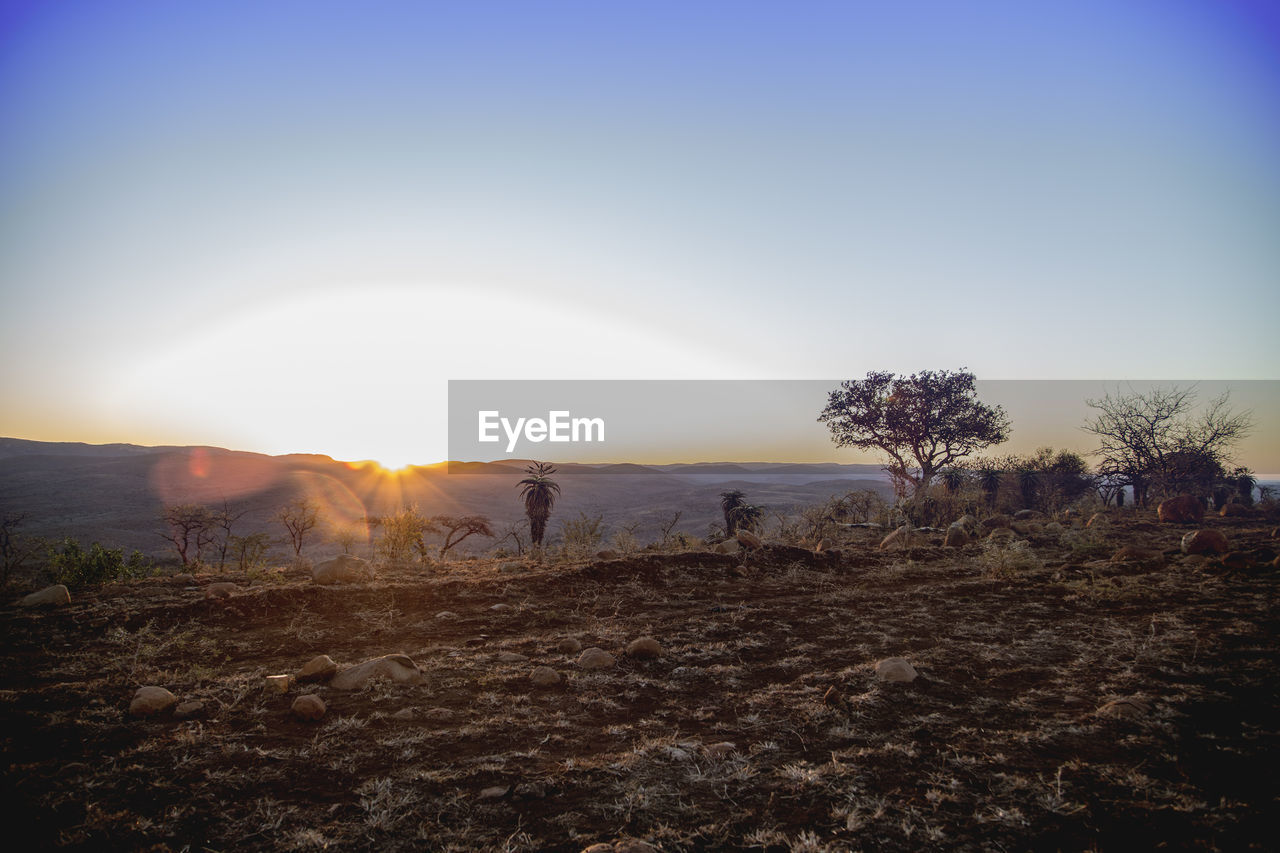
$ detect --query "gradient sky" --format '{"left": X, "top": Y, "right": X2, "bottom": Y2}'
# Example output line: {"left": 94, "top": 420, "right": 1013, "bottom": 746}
{"left": 2, "top": 1, "right": 1278, "bottom": 468}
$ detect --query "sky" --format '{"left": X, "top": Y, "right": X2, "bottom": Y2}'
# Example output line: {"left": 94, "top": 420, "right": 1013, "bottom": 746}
{"left": 2, "top": 1, "right": 1278, "bottom": 469}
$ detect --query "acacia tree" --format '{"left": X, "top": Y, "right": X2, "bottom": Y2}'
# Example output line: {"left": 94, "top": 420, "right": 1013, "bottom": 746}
{"left": 208, "top": 500, "right": 247, "bottom": 571}
{"left": 277, "top": 498, "right": 321, "bottom": 560}
{"left": 1082, "top": 385, "right": 1253, "bottom": 506}
{"left": 819, "top": 369, "right": 1011, "bottom": 497}
{"left": 160, "top": 504, "right": 215, "bottom": 568}
{"left": 434, "top": 515, "right": 494, "bottom": 557}
{"left": 517, "top": 462, "right": 561, "bottom": 548}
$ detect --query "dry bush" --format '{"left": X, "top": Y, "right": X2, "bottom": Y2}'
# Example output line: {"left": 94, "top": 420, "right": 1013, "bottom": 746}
{"left": 977, "top": 538, "right": 1041, "bottom": 578}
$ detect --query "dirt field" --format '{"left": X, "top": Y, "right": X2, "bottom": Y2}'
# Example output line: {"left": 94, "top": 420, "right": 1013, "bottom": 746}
{"left": 2, "top": 512, "right": 1277, "bottom": 851}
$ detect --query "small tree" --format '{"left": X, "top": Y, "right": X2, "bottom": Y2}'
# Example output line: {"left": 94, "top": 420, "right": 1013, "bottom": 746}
{"left": 819, "top": 369, "right": 1011, "bottom": 497}
{"left": 658, "top": 510, "right": 683, "bottom": 548}
{"left": 208, "top": 501, "right": 247, "bottom": 571}
{"left": 228, "top": 532, "right": 272, "bottom": 572}
{"left": 374, "top": 505, "right": 436, "bottom": 566}
{"left": 559, "top": 512, "right": 605, "bottom": 557}
{"left": 1, "top": 512, "right": 43, "bottom": 587}
{"left": 332, "top": 522, "right": 367, "bottom": 555}
{"left": 277, "top": 499, "right": 321, "bottom": 560}
{"left": 517, "top": 462, "right": 561, "bottom": 548}
{"left": 434, "top": 515, "right": 494, "bottom": 558}
{"left": 160, "top": 504, "right": 215, "bottom": 568}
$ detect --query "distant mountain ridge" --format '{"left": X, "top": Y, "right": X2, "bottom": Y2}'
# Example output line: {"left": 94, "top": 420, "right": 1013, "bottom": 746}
{"left": 0, "top": 437, "right": 892, "bottom": 562}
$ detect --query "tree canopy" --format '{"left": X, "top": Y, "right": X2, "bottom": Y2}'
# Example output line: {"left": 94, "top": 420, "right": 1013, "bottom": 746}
{"left": 819, "top": 369, "right": 1011, "bottom": 496}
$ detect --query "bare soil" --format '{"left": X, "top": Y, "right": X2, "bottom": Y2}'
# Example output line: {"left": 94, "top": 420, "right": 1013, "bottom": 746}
{"left": 2, "top": 513, "right": 1277, "bottom": 851}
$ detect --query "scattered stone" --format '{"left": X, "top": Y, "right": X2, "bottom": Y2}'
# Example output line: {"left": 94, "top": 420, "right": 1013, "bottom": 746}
{"left": 205, "top": 582, "right": 241, "bottom": 599}
{"left": 312, "top": 554, "right": 370, "bottom": 585}
{"left": 1095, "top": 696, "right": 1150, "bottom": 719}
{"left": 878, "top": 525, "right": 911, "bottom": 550}
{"left": 1110, "top": 546, "right": 1158, "bottom": 563}
{"left": 129, "top": 686, "right": 177, "bottom": 717}
{"left": 173, "top": 573, "right": 196, "bottom": 584}
{"left": 986, "top": 527, "right": 1015, "bottom": 543}
{"left": 577, "top": 647, "right": 615, "bottom": 670}
{"left": 703, "top": 741, "right": 737, "bottom": 759}
{"left": 20, "top": 584, "right": 70, "bottom": 607}
{"left": 943, "top": 525, "right": 969, "bottom": 547}
{"left": 875, "top": 657, "right": 918, "bottom": 683}
{"left": 1218, "top": 503, "right": 1250, "bottom": 517}
{"left": 490, "top": 603, "right": 512, "bottom": 612}
{"left": 735, "top": 529, "right": 763, "bottom": 549}
{"left": 498, "top": 561, "right": 524, "bottom": 574}
{"left": 331, "top": 654, "right": 425, "bottom": 690}
{"left": 530, "top": 666, "right": 561, "bottom": 687}
{"left": 715, "top": 539, "right": 740, "bottom": 555}
{"left": 595, "top": 549, "right": 619, "bottom": 560}
{"left": 581, "top": 843, "right": 659, "bottom": 853}
{"left": 1157, "top": 495, "right": 1204, "bottom": 524}
{"left": 297, "top": 654, "right": 339, "bottom": 682}
{"left": 1181, "top": 529, "right": 1229, "bottom": 556}
{"left": 1043, "top": 521, "right": 1064, "bottom": 537}
{"left": 478, "top": 785, "right": 509, "bottom": 801}
{"left": 173, "top": 700, "right": 204, "bottom": 719}
{"left": 263, "top": 675, "right": 291, "bottom": 695}
{"left": 435, "top": 611, "right": 458, "bottom": 620}
{"left": 496, "top": 651, "right": 529, "bottom": 663}
{"left": 557, "top": 638, "right": 583, "bottom": 654}
{"left": 954, "top": 514, "right": 979, "bottom": 534}
{"left": 625, "top": 637, "right": 663, "bottom": 659}
{"left": 291, "top": 694, "right": 326, "bottom": 721}
{"left": 391, "top": 707, "right": 415, "bottom": 721}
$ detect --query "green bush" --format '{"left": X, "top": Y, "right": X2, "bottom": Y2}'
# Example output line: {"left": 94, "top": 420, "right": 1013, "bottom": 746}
{"left": 45, "top": 538, "right": 152, "bottom": 588}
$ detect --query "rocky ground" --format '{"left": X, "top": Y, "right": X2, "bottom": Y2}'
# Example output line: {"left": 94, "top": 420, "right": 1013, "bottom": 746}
{"left": 1, "top": 510, "right": 1277, "bottom": 851}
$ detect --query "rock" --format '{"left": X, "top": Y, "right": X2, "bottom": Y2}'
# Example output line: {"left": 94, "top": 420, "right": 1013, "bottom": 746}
{"left": 263, "top": 675, "right": 291, "bottom": 695}
{"left": 943, "top": 525, "right": 969, "bottom": 547}
{"left": 498, "top": 561, "right": 524, "bottom": 574}
{"left": 1110, "top": 546, "right": 1158, "bottom": 563}
{"left": 875, "top": 657, "right": 918, "bottom": 683}
{"left": 490, "top": 603, "right": 512, "bottom": 612}
{"left": 986, "top": 527, "right": 1015, "bottom": 543}
{"left": 496, "top": 651, "right": 528, "bottom": 663}
{"left": 205, "top": 582, "right": 241, "bottom": 599}
{"left": 173, "top": 700, "right": 204, "bottom": 719}
{"left": 129, "top": 686, "right": 177, "bottom": 717}
{"left": 530, "top": 666, "right": 561, "bottom": 687}
{"left": 1014, "top": 509, "right": 1044, "bottom": 520}
{"left": 435, "top": 611, "right": 458, "bottom": 620}
{"left": 557, "top": 638, "right": 583, "bottom": 654}
{"left": 582, "top": 843, "right": 658, "bottom": 853}
{"left": 1095, "top": 696, "right": 1149, "bottom": 719}
{"left": 577, "top": 647, "right": 615, "bottom": 670}
{"left": 1043, "top": 521, "right": 1064, "bottom": 537}
{"left": 291, "top": 694, "right": 326, "bottom": 721}
{"left": 1011, "top": 521, "right": 1043, "bottom": 536}
{"left": 954, "top": 514, "right": 979, "bottom": 534}
{"left": 878, "top": 525, "right": 911, "bottom": 550}
{"left": 20, "top": 584, "right": 70, "bottom": 607}
{"left": 625, "top": 637, "right": 663, "bottom": 659}
{"left": 1219, "top": 503, "right": 1250, "bottom": 517}
{"left": 297, "top": 654, "right": 339, "bottom": 682}
{"left": 173, "top": 573, "right": 196, "bottom": 584}
{"left": 391, "top": 707, "right": 415, "bottom": 721}
{"left": 1220, "top": 552, "right": 1252, "bottom": 571}
{"left": 981, "top": 514, "right": 1013, "bottom": 532}
{"left": 715, "top": 539, "right": 740, "bottom": 554}
{"left": 1086, "top": 513, "right": 1109, "bottom": 529}
{"left": 1181, "top": 529, "right": 1229, "bottom": 556}
{"left": 331, "top": 654, "right": 425, "bottom": 690}
{"left": 595, "top": 549, "right": 619, "bottom": 560}
{"left": 478, "top": 785, "right": 509, "bottom": 801}
{"left": 703, "top": 742, "right": 737, "bottom": 759}
{"left": 735, "top": 529, "right": 763, "bottom": 549}
{"left": 423, "top": 708, "right": 454, "bottom": 722}
{"left": 1157, "top": 495, "right": 1205, "bottom": 524}
{"left": 312, "top": 554, "right": 370, "bottom": 585}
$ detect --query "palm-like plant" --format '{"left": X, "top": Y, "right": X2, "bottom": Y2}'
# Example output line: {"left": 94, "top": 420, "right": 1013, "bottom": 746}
{"left": 940, "top": 468, "right": 965, "bottom": 494}
{"left": 978, "top": 467, "right": 1001, "bottom": 507}
{"left": 517, "top": 462, "right": 561, "bottom": 547}
{"left": 719, "top": 490, "right": 747, "bottom": 536}
{"left": 729, "top": 503, "right": 764, "bottom": 534}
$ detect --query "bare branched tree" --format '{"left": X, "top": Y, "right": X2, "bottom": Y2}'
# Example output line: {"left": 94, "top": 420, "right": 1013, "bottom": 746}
{"left": 434, "top": 515, "right": 494, "bottom": 557}
{"left": 160, "top": 504, "right": 214, "bottom": 568}
{"left": 276, "top": 499, "right": 321, "bottom": 560}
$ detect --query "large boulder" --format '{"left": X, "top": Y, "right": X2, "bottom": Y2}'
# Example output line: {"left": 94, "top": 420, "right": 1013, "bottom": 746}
{"left": 312, "top": 554, "right": 370, "bottom": 585}
{"left": 875, "top": 657, "right": 918, "bottom": 683}
{"left": 1181, "top": 529, "right": 1229, "bottom": 556}
{"left": 577, "top": 647, "right": 615, "bottom": 670}
{"left": 625, "top": 637, "right": 663, "bottom": 659}
{"left": 1157, "top": 495, "right": 1205, "bottom": 524}
{"left": 297, "top": 654, "right": 339, "bottom": 682}
{"left": 735, "top": 529, "right": 763, "bottom": 549}
{"left": 20, "top": 585, "right": 70, "bottom": 607}
{"left": 291, "top": 694, "right": 326, "bottom": 722}
{"left": 943, "top": 525, "right": 970, "bottom": 547}
{"left": 330, "top": 654, "right": 425, "bottom": 689}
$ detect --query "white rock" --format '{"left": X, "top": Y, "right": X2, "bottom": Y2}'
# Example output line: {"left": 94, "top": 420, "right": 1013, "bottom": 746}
{"left": 875, "top": 657, "right": 918, "bottom": 683}
{"left": 20, "top": 585, "right": 70, "bottom": 607}
{"left": 331, "top": 654, "right": 425, "bottom": 690}
{"left": 297, "top": 654, "right": 338, "bottom": 682}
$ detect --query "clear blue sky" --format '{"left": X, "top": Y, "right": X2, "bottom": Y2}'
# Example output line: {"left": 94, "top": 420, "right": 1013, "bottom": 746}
{"left": 2, "top": 1, "right": 1277, "bottom": 467}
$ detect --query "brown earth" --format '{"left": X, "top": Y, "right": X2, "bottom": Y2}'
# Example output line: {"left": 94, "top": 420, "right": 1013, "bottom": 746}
{"left": 1, "top": 513, "right": 1277, "bottom": 851}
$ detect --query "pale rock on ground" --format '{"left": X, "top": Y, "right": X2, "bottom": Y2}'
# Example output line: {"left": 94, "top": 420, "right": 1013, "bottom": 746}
{"left": 297, "top": 655, "right": 339, "bottom": 682}
{"left": 875, "top": 657, "right": 919, "bottom": 683}
{"left": 1182, "top": 529, "right": 1229, "bottom": 556}
{"left": 530, "top": 666, "right": 561, "bottom": 687}
{"left": 205, "top": 582, "right": 241, "bottom": 599}
{"left": 735, "top": 529, "right": 763, "bottom": 549}
{"left": 173, "top": 700, "right": 204, "bottom": 719}
{"left": 129, "top": 686, "right": 178, "bottom": 717}
{"left": 331, "top": 654, "right": 425, "bottom": 690}
{"left": 20, "top": 585, "right": 70, "bottom": 607}
{"left": 577, "top": 647, "right": 615, "bottom": 670}
{"left": 311, "top": 554, "right": 370, "bottom": 585}
{"left": 625, "top": 637, "right": 663, "bottom": 659}
{"left": 291, "top": 694, "right": 326, "bottom": 721}
{"left": 557, "top": 638, "right": 583, "bottom": 654}
{"left": 497, "top": 651, "right": 529, "bottom": 663}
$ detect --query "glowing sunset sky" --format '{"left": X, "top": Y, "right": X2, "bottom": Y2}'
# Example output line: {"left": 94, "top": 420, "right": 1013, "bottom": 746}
{"left": 1, "top": 1, "right": 1277, "bottom": 469}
